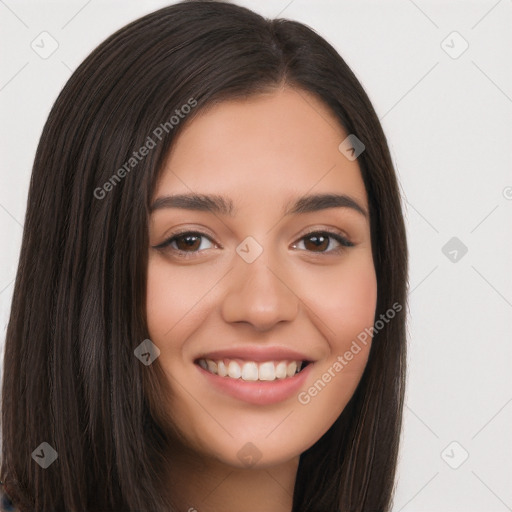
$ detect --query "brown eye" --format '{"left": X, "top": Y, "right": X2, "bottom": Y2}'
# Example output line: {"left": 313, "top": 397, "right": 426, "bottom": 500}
{"left": 153, "top": 229, "right": 354, "bottom": 259}
{"left": 293, "top": 231, "right": 354, "bottom": 254}
{"left": 303, "top": 233, "right": 329, "bottom": 252}
{"left": 153, "top": 231, "right": 215, "bottom": 257}
{"left": 173, "top": 233, "right": 203, "bottom": 252}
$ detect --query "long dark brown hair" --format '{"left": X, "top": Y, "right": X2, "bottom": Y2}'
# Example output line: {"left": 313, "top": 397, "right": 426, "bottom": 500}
{"left": 1, "top": 1, "right": 408, "bottom": 510}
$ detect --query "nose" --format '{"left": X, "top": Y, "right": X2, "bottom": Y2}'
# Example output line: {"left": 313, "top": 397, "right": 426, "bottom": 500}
{"left": 220, "top": 254, "right": 299, "bottom": 332}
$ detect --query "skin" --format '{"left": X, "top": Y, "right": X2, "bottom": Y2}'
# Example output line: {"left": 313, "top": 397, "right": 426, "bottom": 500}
{"left": 146, "top": 86, "right": 377, "bottom": 512}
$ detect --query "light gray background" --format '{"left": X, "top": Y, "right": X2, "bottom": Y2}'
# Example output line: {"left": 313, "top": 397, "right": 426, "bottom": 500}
{"left": 1, "top": 1, "right": 511, "bottom": 510}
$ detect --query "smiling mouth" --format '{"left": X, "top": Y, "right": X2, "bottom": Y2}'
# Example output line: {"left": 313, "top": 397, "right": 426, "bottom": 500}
{"left": 194, "top": 358, "right": 312, "bottom": 382}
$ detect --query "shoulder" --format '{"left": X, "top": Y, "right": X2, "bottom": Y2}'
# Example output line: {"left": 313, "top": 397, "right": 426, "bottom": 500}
{"left": 0, "top": 482, "right": 19, "bottom": 512}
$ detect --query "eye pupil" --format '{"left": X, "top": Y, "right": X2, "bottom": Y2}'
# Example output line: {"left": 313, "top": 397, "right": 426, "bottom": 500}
{"left": 177, "top": 234, "right": 201, "bottom": 251}
{"left": 304, "top": 233, "right": 329, "bottom": 252}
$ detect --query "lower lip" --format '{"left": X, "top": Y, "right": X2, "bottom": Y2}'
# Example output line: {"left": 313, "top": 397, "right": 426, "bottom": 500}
{"left": 196, "top": 363, "right": 314, "bottom": 405}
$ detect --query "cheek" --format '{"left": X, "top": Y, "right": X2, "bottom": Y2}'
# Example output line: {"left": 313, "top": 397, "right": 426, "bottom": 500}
{"left": 301, "top": 251, "right": 377, "bottom": 347}
{"left": 146, "top": 256, "right": 213, "bottom": 342}
{"left": 293, "top": 254, "right": 377, "bottom": 426}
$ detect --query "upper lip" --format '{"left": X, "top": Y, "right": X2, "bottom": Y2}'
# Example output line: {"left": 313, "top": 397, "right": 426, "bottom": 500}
{"left": 195, "top": 346, "right": 314, "bottom": 363}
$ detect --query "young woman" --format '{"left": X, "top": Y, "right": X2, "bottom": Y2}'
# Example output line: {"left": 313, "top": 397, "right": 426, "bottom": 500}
{"left": 0, "top": 1, "right": 408, "bottom": 510}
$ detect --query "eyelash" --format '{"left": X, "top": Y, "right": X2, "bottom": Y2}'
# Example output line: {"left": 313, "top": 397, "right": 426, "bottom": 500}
{"left": 153, "top": 229, "right": 355, "bottom": 259}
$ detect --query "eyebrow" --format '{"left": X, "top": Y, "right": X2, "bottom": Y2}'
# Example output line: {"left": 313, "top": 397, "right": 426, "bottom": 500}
{"left": 150, "top": 192, "right": 368, "bottom": 218}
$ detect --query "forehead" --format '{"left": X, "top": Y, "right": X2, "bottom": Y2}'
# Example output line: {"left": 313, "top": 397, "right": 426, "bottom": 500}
{"left": 154, "top": 87, "right": 368, "bottom": 211}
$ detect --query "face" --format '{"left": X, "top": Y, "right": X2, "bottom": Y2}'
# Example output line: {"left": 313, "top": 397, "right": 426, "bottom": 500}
{"left": 146, "top": 87, "right": 377, "bottom": 469}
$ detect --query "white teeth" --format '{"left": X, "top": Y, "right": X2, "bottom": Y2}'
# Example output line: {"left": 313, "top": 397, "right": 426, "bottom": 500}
{"left": 258, "top": 361, "right": 275, "bottom": 381}
{"left": 207, "top": 360, "right": 217, "bottom": 374}
{"left": 287, "top": 361, "right": 297, "bottom": 377}
{"left": 228, "top": 361, "right": 241, "bottom": 379}
{"left": 217, "top": 360, "right": 228, "bottom": 377}
{"left": 275, "top": 362, "right": 287, "bottom": 379}
{"left": 198, "top": 358, "right": 306, "bottom": 381}
{"left": 241, "top": 362, "right": 258, "bottom": 381}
